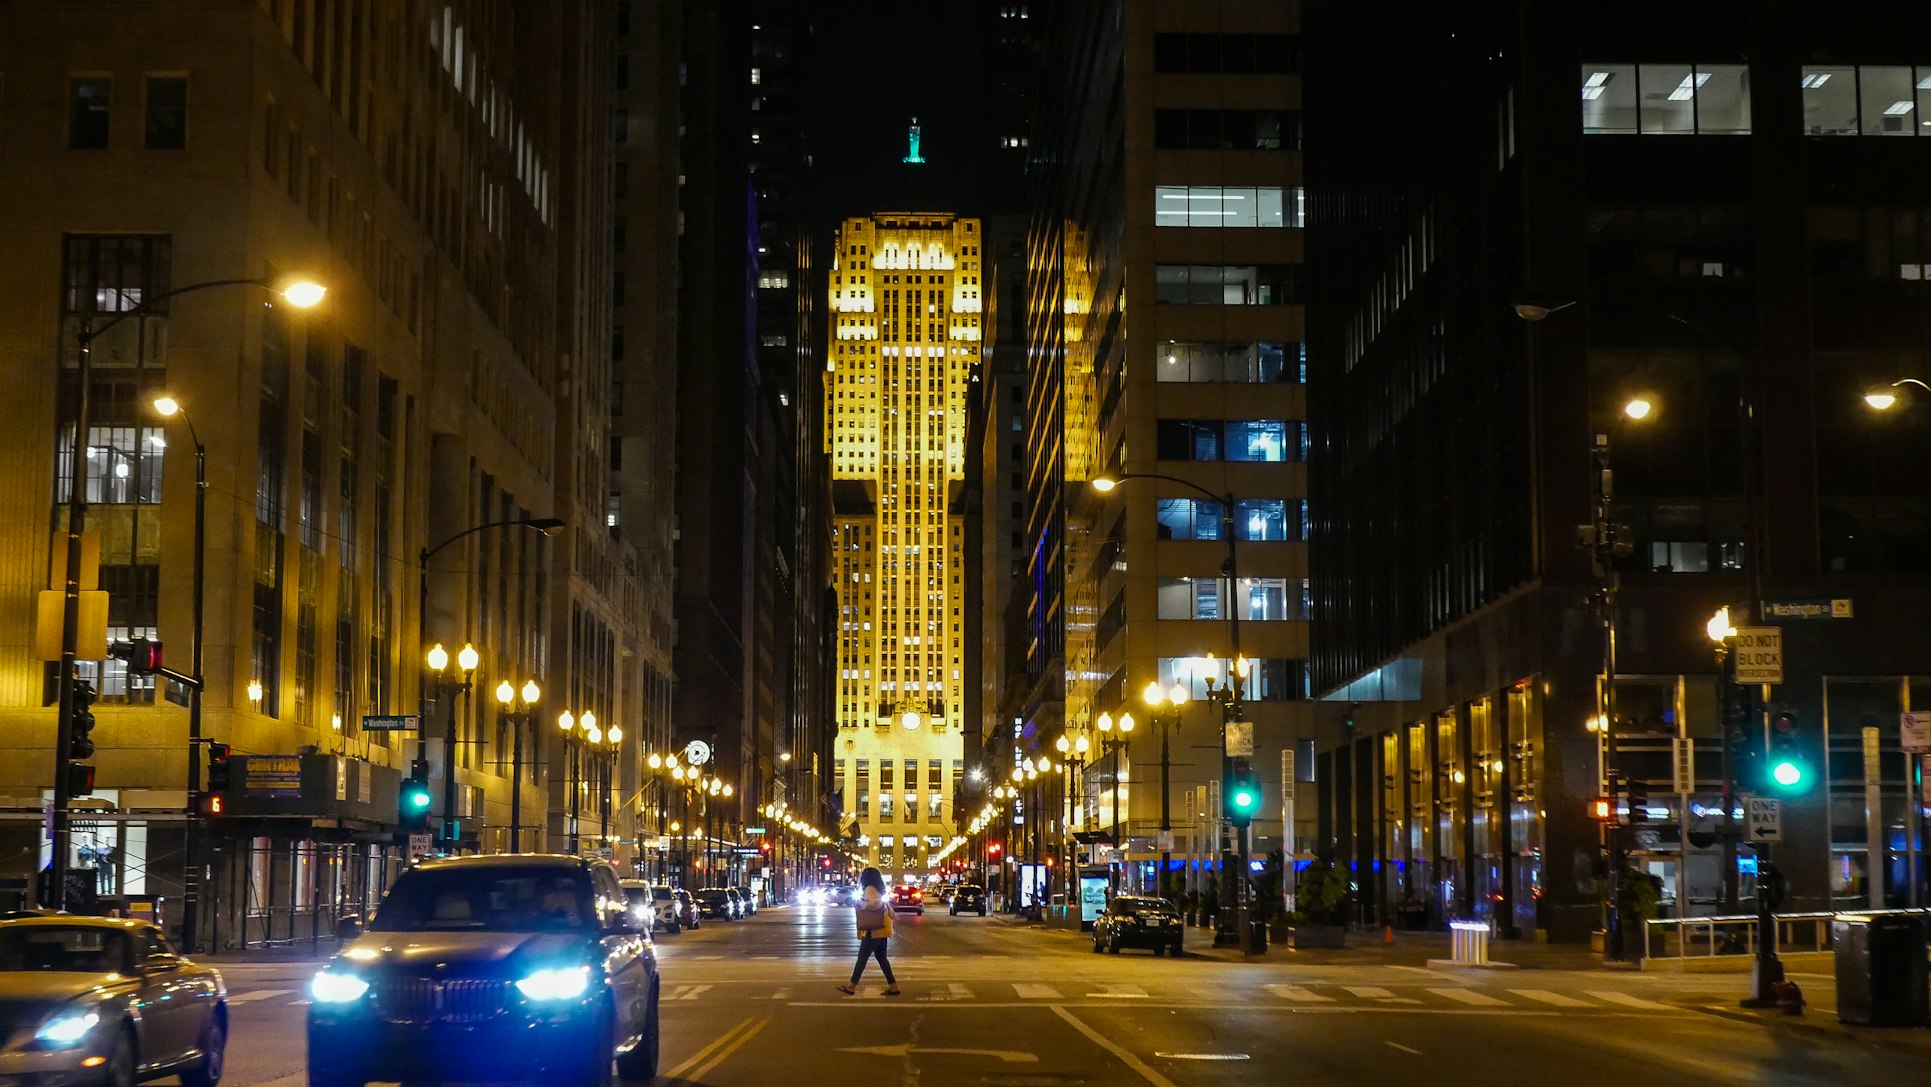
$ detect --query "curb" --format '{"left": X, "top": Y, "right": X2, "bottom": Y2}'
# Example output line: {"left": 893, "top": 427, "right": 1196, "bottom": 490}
{"left": 1688, "top": 1002, "right": 1931, "bottom": 1054}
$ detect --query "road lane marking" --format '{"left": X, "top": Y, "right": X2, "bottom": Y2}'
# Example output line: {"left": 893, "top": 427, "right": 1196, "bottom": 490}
{"left": 769, "top": 988, "right": 791, "bottom": 1000}
{"left": 1386, "top": 1042, "right": 1424, "bottom": 1055}
{"left": 1585, "top": 991, "right": 1675, "bottom": 1010}
{"left": 667, "top": 984, "right": 714, "bottom": 1001}
{"left": 1429, "top": 988, "right": 1508, "bottom": 1006}
{"left": 1264, "top": 985, "right": 1333, "bottom": 1002}
{"left": 1511, "top": 989, "right": 1590, "bottom": 1007}
{"left": 686, "top": 1016, "right": 770, "bottom": 1083}
{"left": 1051, "top": 1005, "right": 1180, "bottom": 1087}
{"left": 663, "top": 1015, "right": 758, "bottom": 1082}
{"left": 839, "top": 1044, "right": 1036, "bottom": 1063}
{"left": 1086, "top": 984, "right": 1149, "bottom": 998}
{"left": 227, "top": 989, "right": 294, "bottom": 1003}
{"left": 1156, "top": 1053, "right": 1250, "bottom": 1061}
{"left": 1013, "top": 982, "right": 1062, "bottom": 999}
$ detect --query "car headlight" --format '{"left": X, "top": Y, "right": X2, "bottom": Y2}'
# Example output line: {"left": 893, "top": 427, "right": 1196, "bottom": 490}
{"left": 515, "top": 965, "right": 591, "bottom": 1002}
{"left": 310, "top": 971, "right": 372, "bottom": 1003}
{"left": 35, "top": 1011, "right": 100, "bottom": 1047}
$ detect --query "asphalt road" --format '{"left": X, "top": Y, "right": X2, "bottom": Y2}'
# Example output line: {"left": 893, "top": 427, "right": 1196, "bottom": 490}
{"left": 208, "top": 904, "right": 1931, "bottom": 1087}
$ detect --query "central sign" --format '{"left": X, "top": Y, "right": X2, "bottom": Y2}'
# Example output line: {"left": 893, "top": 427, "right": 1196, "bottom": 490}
{"left": 1745, "top": 797, "right": 1782, "bottom": 843}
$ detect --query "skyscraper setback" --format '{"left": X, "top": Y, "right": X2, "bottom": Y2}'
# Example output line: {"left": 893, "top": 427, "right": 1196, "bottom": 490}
{"left": 828, "top": 213, "right": 985, "bottom": 883}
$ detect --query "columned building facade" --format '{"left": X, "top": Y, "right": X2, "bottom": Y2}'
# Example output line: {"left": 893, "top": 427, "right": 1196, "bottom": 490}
{"left": 828, "top": 213, "right": 982, "bottom": 884}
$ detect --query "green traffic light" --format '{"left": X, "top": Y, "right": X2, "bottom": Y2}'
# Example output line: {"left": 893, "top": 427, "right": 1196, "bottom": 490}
{"left": 1771, "top": 761, "right": 1803, "bottom": 788}
{"left": 1233, "top": 789, "right": 1256, "bottom": 810}
{"left": 406, "top": 790, "right": 431, "bottom": 809}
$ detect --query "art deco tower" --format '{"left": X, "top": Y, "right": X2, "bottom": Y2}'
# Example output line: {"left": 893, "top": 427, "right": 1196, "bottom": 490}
{"left": 827, "top": 213, "right": 985, "bottom": 882}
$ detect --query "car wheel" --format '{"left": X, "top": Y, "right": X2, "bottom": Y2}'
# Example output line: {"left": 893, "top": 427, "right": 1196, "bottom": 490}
{"left": 1170, "top": 941, "right": 1184, "bottom": 957}
{"left": 615, "top": 982, "right": 659, "bottom": 1082}
{"left": 179, "top": 1014, "right": 226, "bottom": 1087}
{"left": 979, "top": 907, "right": 988, "bottom": 916}
{"left": 1091, "top": 934, "right": 1103, "bottom": 953}
{"left": 1108, "top": 937, "right": 1122, "bottom": 954}
{"left": 1153, "top": 945, "right": 1165, "bottom": 957}
{"left": 101, "top": 1027, "right": 136, "bottom": 1087}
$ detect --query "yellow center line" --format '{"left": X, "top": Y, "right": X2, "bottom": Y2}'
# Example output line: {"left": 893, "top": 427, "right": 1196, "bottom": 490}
{"left": 663, "top": 1014, "right": 756, "bottom": 1082}
{"left": 687, "top": 1015, "right": 771, "bottom": 1083}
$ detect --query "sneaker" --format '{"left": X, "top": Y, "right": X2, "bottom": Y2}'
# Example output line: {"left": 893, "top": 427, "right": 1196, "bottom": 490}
{"left": 836, "top": 984, "right": 856, "bottom": 995}
{"left": 884, "top": 984, "right": 902, "bottom": 996}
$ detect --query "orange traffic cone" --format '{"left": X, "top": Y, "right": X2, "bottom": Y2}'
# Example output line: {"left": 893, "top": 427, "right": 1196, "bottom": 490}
{"left": 1382, "top": 923, "right": 1396, "bottom": 946}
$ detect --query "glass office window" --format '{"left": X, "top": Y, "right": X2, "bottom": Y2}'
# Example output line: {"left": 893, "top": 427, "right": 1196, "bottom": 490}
{"left": 1235, "top": 499, "right": 1293, "bottom": 541}
{"left": 1584, "top": 63, "right": 1750, "bottom": 134}
{"left": 1238, "top": 577, "right": 1297, "bottom": 620}
{"left": 1581, "top": 64, "right": 1637, "bottom": 133}
{"left": 1156, "top": 341, "right": 1298, "bottom": 382}
{"left": 1154, "top": 187, "right": 1295, "bottom": 228}
{"left": 1802, "top": 66, "right": 1858, "bottom": 134}
{"left": 1638, "top": 64, "right": 1697, "bottom": 134}
{"left": 1697, "top": 65, "right": 1752, "bottom": 133}
{"left": 1861, "top": 66, "right": 1916, "bottom": 135}
{"left": 1225, "top": 420, "right": 1299, "bottom": 462}
{"left": 1156, "top": 578, "right": 1221, "bottom": 620}
{"left": 1156, "top": 265, "right": 1298, "bottom": 305}
{"left": 1155, "top": 497, "right": 1223, "bottom": 540}
{"left": 1155, "top": 419, "right": 1222, "bottom": 460}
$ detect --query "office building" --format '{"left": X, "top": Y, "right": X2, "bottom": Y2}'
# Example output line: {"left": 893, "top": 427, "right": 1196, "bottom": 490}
{"left": 1307, "top": 3, "right": 1931, "bottom": 940}
{"left": 828, "top": 213, "right": 982, "bottom": 884}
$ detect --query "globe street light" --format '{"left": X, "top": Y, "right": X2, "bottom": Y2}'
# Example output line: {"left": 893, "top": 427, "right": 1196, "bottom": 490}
{"left": 425, "top": 642, "right": 481, "bottom": 849}
{"left": 494, "top": 677, "right": 541, "bottom": 851}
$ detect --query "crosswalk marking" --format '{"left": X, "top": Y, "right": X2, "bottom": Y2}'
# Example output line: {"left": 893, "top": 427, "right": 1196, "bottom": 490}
{"left": 1429, "top": 988, "right": 1509, "bottom": 1006}
{"left": 1264, "top": 984, "right": 1334, "bottom": 1002}
{"left": 1012, "top": 982, "right": 1062, "bottom": 1000}
{"left": 667, "top": 984, "right": 714, "bottom": 1001}
{"left": 1585, "top": 990, "right": 1673, "bottom": 1010}
{"left": 1086, "top": 984, "right": 1148, "bottom": 998}
{"left": 228, "top": 989, "right": 294, "bottom": 1003}
{"left": 1511, "top": 989, "right": 1590, "bottom": 1007}
{"left": 1343, "top": 986, "right": 1396, "bottom": 999}
{"left": 949, "top": 983, "right": 974, "bottom": 1001}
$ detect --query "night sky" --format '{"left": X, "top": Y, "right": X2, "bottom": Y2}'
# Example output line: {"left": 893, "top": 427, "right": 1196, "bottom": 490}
{"left": 806, "top": 0, "right": 989, "bottom": 234}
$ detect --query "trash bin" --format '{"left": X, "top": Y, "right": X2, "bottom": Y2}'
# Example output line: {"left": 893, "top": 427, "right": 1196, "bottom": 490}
{"left": 1834, "top": 913, "right": 1930, "bottom": 1027}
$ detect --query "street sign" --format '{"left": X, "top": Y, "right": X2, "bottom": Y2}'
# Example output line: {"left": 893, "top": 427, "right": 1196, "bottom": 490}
{"left": 1225, "top": 720, "right": 1255, "bottom": 757}
{"left": 361, "top": 714, "right": 419, "bottom": 732}
{"left": 1155, "top": 830, "right": 1174, "bottom": 852}
{"left": 1733, "top": 626, "right": 1783, "bottom": 685}
{"left": 1672, "top": 737, "right": 1695, "bottom": 794}
{"left": 407, "top": 832, "right": 433, "bottom": 859}
{"left": 1745, "top": 797, "right": 1782, "bottom": 843}
{"left": 1904, "top": 713, "right": 1931, "bottom": 754}
{"left": 1763, "top": 598, "right": 1852, "bottom": 620}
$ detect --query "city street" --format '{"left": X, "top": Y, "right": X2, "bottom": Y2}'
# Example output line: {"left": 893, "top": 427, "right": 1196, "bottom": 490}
{"left": 208, "top": 905, "right": 1929, "bottom": 1087}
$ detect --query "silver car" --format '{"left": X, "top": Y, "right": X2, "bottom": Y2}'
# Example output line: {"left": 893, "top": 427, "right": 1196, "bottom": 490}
{"left": 0, "top": 917, "right": 227, "bottom": 1087}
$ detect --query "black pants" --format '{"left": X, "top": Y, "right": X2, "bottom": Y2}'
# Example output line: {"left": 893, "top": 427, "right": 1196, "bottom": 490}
{"left": 851, "top": 934, "right": 895, "bottom": 984}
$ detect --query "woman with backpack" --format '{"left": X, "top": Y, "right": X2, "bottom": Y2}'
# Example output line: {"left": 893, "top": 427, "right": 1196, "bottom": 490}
{"left": 839, "top": 867, "right": 900, "bottom": 996}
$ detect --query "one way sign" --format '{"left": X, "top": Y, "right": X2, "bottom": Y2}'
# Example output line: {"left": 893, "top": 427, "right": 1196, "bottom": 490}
{"left": 1746, "top": 797, "right": 1782, "bottom": 843}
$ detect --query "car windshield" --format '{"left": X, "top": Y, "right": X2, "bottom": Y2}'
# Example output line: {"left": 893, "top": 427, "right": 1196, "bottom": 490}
{"left": 652, "top": 888, "right": 674, "bottom": 901}
{"left": 958, "top": 886, "right": 983, "bottom": 894}
{"left": 0, "top": 927, "right": 130, "bottom": 973}
{"left": 623, "top": 887, "right": 651, "bottom": 908}
{"left": 1115, "top": 897, "right": 1172, "bottom": 912}
{"left": 371, "top": 868, "right": 594, "bottom": 933}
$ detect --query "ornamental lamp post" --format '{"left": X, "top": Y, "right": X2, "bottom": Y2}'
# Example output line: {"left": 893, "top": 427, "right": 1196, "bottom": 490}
{"left": 494, "top": 678, "right": 540, "bottom": 852}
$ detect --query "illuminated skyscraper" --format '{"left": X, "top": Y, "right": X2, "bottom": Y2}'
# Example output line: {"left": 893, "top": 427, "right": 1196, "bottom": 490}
{"left": 827, "top": 213, "right": 985, "bottom": 882}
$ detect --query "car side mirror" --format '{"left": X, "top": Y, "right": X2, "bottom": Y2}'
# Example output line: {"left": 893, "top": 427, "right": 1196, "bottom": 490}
{"left": 142, "top": 952, "right": 182, "bottom": 974}
{"left": 334, "top": 914, "right": 364, "bottom": 941}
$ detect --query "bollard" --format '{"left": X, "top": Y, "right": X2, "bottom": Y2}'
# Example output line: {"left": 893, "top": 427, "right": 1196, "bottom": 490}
{"left": 1451, "top": 920, "right": 1491, "bottom": 966}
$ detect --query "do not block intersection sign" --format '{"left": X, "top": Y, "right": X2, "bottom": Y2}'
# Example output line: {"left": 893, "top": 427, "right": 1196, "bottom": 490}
{"left": 1733, "top": 626, "right": 1783, "bottom": 685}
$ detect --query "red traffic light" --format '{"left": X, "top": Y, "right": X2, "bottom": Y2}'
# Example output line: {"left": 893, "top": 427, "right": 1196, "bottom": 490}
{"left": 112, "top": 637, "right": 163, "bottom": 675}
{"left": 988, "top": 842, "right": 1003, "bottom": 856}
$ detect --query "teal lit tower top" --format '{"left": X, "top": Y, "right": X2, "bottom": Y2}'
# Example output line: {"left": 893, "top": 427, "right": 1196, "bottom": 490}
{"left": 903, "top": 117, "right": 925, "bottom": 164}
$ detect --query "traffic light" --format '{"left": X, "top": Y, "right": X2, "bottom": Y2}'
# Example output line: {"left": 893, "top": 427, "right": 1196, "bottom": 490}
{"left": 71, "top": 680, "right": 97, "bottom": 759}
{"left": 400, "top": 775, "right": 432, "bottom": 830}
{"left": 206, "top": 742, "right": 232, "bottom": 792}
{"left": 988, "top": 842, "right": 1003, "bottom": 858}
{"left": 1766, "top": 712, "right": 1808, "bottom": 793}
{"left": 67, "top": 763, "right": 96, "bottom": 797}
{"left": 110, "top": 638, "right": 163, "bottom": 675}
{"left": 1627, "top": 778, "right": 1649, "bottom": 823}
{"left": 1225, "top": 757, "right": 1262, "bottom": 828}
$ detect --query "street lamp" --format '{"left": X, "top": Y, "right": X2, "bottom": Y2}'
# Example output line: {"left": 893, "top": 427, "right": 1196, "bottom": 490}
{"left": 494, "top": 678, "right": 541, "bottom": 852}
{"left": 557, "top": 710, "right": 597, "bottom": 854}
{"left": 425, "top": 642, "right": 480, "bottom": 849}
{"left": 146, "top": 393, "right": 210, "bottom": 949}
{"left": 1095, "top": 710, "right": 1136, "bottom": 891}
{"left": 1090, "top": 471, "right": 1255, "bottom": 949}
{"left": 47, "top": 274, "right": 324, "bottom": 912}
{"left": 1863, "top": 376, "right": 1931, "bottom": 412}
{"left": 1143, "top": 680, "right": 1189, "bottom": 900}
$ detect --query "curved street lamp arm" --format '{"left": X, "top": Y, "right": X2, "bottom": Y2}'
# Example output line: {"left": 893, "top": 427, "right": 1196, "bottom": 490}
{"left": 421, "top": 517, "right": 566, "bottom": 565}
{"left": 83, "top": 277, "right": 283, "bottom": 343}
{"left": 1892, "top": 378, "right": 1931, "bottom": 393}
{"left": 1099, "top": 471, "right": 1229, "bottom": 507}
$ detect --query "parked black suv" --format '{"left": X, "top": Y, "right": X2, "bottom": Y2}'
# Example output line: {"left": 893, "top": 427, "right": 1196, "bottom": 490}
{"left": 693, "top": 888, "right": 736, "bottom": 920}
{"left": 1092, "top": 895, "right": 1184, "bottom": 956}
{"left": 307, "top": 855, "right": 660, "bottom": 1087}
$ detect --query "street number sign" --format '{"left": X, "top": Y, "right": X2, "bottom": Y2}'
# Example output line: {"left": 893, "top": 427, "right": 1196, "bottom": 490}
{"left": 1733, "top": 626, "right": 1783, "bottom": 685}
{"left": 1745, "top": 797, "right": 1782, "bottom": 843}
